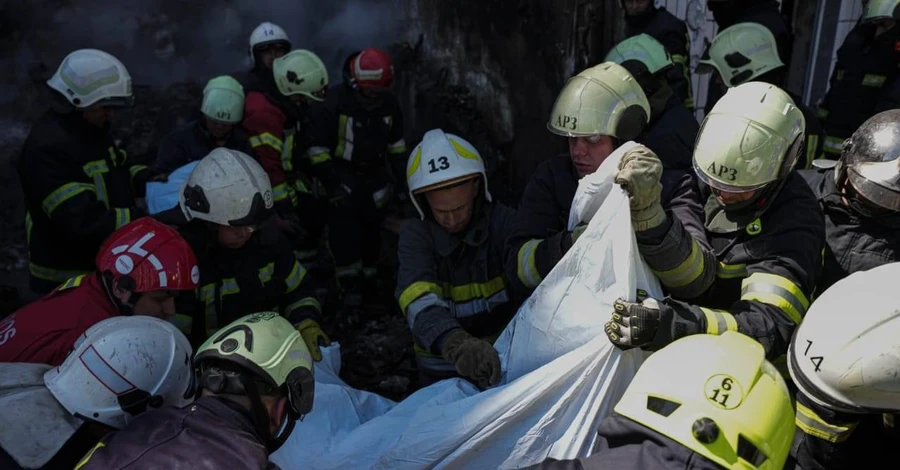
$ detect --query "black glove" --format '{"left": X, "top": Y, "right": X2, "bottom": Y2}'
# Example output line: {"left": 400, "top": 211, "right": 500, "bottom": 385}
{"left": 605, "top": 289, "right": 662, "bottom": 350}
{"left": 441, "top": 329, "right": 502, "bottom": 390}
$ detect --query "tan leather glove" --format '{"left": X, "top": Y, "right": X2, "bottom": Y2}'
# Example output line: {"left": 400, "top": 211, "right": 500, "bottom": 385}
{"left": 295, "top": 319, "right": 331, "bottom": 362}
{"left": 441, "top": 329, "right": 501, "bottom": 390}
{"left": 615, "top": 145, "right": 666, "bottom": 232}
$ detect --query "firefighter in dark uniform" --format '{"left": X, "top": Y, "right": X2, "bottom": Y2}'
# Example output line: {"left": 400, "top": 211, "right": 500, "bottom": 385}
{"left": 605, "top": 82, "right": 825, "bottom": 363}
{"left": 605, "top": 33, "right": 699, "bottom": 170}
{"left": 698, "top": 22, "right": 824, "bottom": 168}
{"left": 619, "top": 0, "right": 694, "bottom": 110}
{"left": 160, "top": 148, "right": 327, "bottom": 361}
{"left": 316, "top": 47, "right": 408, "bottom": 310}
{"left": 505, "top": 62, "right": 713, "bottom": 303}
{"left": 18, "top": 49, "right": 153, "bottom": 294}
{"left": 818, "top": 1, "right": 900, "bottom": 158}
{"left": 526, "top": 332, "right": 796, "bottom": 470}
{"left": 153, "top": 76, "right": 254, "bottom": 175}
{"left": 396, "top": 129, "right": 517, "bottom": 389}
{"left": 704, "top": 0, "right": 793, "bottom": 115}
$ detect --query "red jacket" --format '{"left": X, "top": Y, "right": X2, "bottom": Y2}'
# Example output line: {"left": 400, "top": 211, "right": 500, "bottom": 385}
{"left": 243, "top": 92, "right": 292, "bottom": 207}
{"left": 0, "top": 273, "right": 118, "bottom": 366}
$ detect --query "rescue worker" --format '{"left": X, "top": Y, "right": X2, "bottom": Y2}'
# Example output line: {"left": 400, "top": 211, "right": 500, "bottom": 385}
{"left": 18, "top": 49, "right": 153, "bottom": 294}
{"left": 800, "top": 110, "right": 900, "bottom": 295}
{"left": 505, "top": 62, "right": 712, "bottom": 302}
{"left": 605, "top": 82, "right": 825, "bottom": 361}
{"left": 818, "top": 0, "right": 900, "bottom": 158}
{"left": 698, "top": 22, "right": 824, "bottom": 168}
{"left": 704, "top": 0, "right": 793, "bottom": 115}
{"left": 153, "top": 75, "right": 254, "bottom": 175}
{"left": 619, "top": 0, "right": 694, "bottom": 110}
{"left": 605, "top": 34, "right": 699, "bottom": 170}
{"left": 316, "top": 47, "right": 408, "bottom": 310}
{"left": 248, "top": 22, "right": 291, "bottom": 72}
{"left": 165, "top": 148, "right": 327, "bottom": 361}
{"left": 396, "top": 129, "right": 517, "bottom": 389}
{"left": 788, "top": 262, "right": 900, "bottom": 469}
{"left": 0, "top": 316, "right": 195, "bottom": 470}
{"left": 526, "top": 331, "right": 796, "bottom": 469}
{"left": 74, "top": 312, "right": 315, "bottom": 470}
{"left": 0, "top": 217, "right": 199, "bottom": 366}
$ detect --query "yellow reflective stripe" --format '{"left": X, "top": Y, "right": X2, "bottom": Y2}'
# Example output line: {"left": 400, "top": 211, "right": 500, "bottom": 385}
{"left": 309, "top": 151, "right": 331, "bottom": 165}
{"left": 74, "top": 441, "right": 106, "bottom": 470}
{"left": 449, "top": 139, "right": 480, "bottom": 161}
{"left": 700, "top": 307, "right": 738, "bottom": 335}
{"left": 399, "top": 281, "right": 444, "bottom": 314}
{"left": 59, "top": 274, "right": 87, "bottom": 291}
{"left": 249, "top": 133, "right": 284, "bottom": 153}
{"left": 805, "top": 134, "right": 820, "bottom": 168}
{"left": 407, "top": 146, "right": 422, "bottom": 180}
{"left": 716, "top": 262, "right": 748, "bottom": 279}
{"left": 283, "top": 131, "right": 295, "bottom": 172}
{"left": 387, "top": 138, "right": 407, "bottom": 154}
{"left": 336, "top": 260, "right": 362, "bottom": 279}
{"left": 41, "top": 182, "right": 95, "bottom": 216}
{"left": 795, "top": 403, "right": 858, "bottom": 443}
{"left": 740, "top": 272, "right": 809, "bottom": 324}
{"left": 336, "top": 115, "right": 353, "bottom": 160}
{"left": 272, "top": 182, "right": 291, "bottom": 202}
{"left": 885, "top": 413, "right": 895, "bottom": 429}
{"left": 284, "top": 261, "right": 307, "bottom": 294}
{"left": 516, "top": 239, "right": 543, "bottom": 289}
{"left": 83, "top": 160, "right": 109, "bottom": 176}
{"left": 287, "top": 297, "right": 322, "bottom": 315}
{"left": 30, "top": 263, "right": 89, "bottom": 283}
{"left": 199, "top": 284, "right": 217, "bottom": 332}
{"left": 862, "top": 74, "right": 887, "bottom": 87}
{"left": 170, "top": 314, "right": 193, "bottom": 335}
{"left": 129, "top": 164, "right": 148, "bottom": 178}
{"left": 652, "top": 238, "right": 705, "bottom": 288}
{"left": 448, "top": 276, "right": 505, "bottom": 303}
{"left": 83, "top": 160, "right": 109, "bottom": 207}
{"left": 294, "top": 249, "right": 318, "bottom": 263}
{"left": 259, "top": 262, "right": 275, "bottom": 284}
{"left": 220, "top": 278, "right": 240, "bottom": 296}
{"left": 823, "top": 136, "right": 845, "bottom": 155}
{"left": 114, "top": 207, "right": 131, "bottom": 229}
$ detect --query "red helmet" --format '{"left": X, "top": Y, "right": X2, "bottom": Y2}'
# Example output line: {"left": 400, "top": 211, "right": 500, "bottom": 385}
{"left": 96, "top": 217, "right": 199, "bottom": 293}
{"left": 350, "top": 47, "right": 394, "bottom": 90}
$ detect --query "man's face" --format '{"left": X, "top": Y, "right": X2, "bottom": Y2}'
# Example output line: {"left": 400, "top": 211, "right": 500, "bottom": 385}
{"left": 712, "top": 188, "right": 757, "bottom": 206}
{"left": 624, "top": 0, "right": 653, "bottom": 16}
{"left": 81, "top": 105, "right": 117, "bottom": 127}
{"left": 217, "top": 224, "right": 255, "bottom": 249}
{"left": 205, "top": 117, "right": 234, "bottom": 141}
{"left": 425, "top": 178, "right": 480, "bottom": 234}
{"left": 568, "top": 135, "right": 616, "bottom": 178}
{"left": 133, "top": 290, "right": 177, "bottom": 319}
{"left": 257, "top": 43, "right": 289, "bottom": 70}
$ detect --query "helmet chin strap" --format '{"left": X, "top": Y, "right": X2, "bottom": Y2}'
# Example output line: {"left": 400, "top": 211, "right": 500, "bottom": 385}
{"left": 100, "top": 271, "right": 139, "bottom": 316}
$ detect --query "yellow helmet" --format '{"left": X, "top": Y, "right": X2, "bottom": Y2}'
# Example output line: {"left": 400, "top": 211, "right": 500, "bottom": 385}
{"left": 614, "top": 331, "right": 795, "bottom": 469}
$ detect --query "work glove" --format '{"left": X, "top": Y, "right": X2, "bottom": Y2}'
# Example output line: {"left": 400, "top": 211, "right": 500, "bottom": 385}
{"left": 571, "top": 222, "right": 588, "bottom": 243}
{"left": 615, "top": 145, "right": 666, "bottom": 232}
{"left": 441, "top": 329, "right": 502, "bottom": 390}
{"left": 329, "top": 184, "right": 352, "bottom": 209}
{"left": 605, "top": 289, "right": 661, "bottom": 350}
{"left": 295, "top": 319, "right": 331, "bottom": 362}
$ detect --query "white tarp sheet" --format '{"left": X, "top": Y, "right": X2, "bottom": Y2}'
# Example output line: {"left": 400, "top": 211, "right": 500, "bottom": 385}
{"left": 271, "top": 142, "right": 660, "bottom": 470}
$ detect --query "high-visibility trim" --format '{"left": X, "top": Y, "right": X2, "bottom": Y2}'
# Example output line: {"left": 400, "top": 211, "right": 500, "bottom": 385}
{"left": 449, "top": 276, "right": 506, "bottom": 303}
{"left": 74, "top": 442, "right": 106, "bottom": 470}
{"left": 29, "top": 262, "right": 89, "bottom": 283}
{"left": 795, "top": 403, "right": 858, "bottom": 443}
{"left": 41, "top": 182, "right": 95, "bottom": 216}
{"left": 169, "top": 314, "right": 193, "bottom": 335}
{"left": 823, "top": 136, "right": 845, "bottom": 155}
{"left": 399, "top": 281, "right": 444, "bottom": 315}
{"left": 129, "top": 164, "right": 148, "bottom": 179}
{"left": 336, "top": 115, "right": 354, "bottom": 161}
{"left": 407, "top": 146, "right": 422, "bottom": 179}
{"left": 292, "top": 179, "right": 311, "bottom": 195}
{"left": 306, "top": 146, "right": 332, "bottom": 165}
{"left": 862, "top": 74, "right": 887, "bottom": 88}
{"left": 220, "top": 278, "right": 240, "bottom": 296}
{"left": 405, "top": 293, "right": 449, "bottom": 330}
{"left": 293, "top": 249, "right": 319, "bottom": 264}
{"left": 283, "top": 131, "right": 295, "bottom": 172}
{"left": 272, "top": 182, "right": 291, "bottom": 202}
{"left": 805, "top": 134, "right": 820, "bottom": 168}
{"left": 199, "top": 284, "right": 217, "bottom": 332}
{"left": 452, "top": 289, "right": 509, "bottom": 319}
{"left": 516, "top": 239, "right": 544, "bottom": 289}
{"left": 83, "top": 160, "right": 110, "bottom": 207}
{"left": 672, "top": 50, "right": 694, "bottom": 109}
{"left": 59, "top": 274, "right": 87, "bottom": 291}
{"left": 372, "top": 185, "right": 391, "bottom": 209}
{"left": 284, "top": 261, "right": 307, "bottom": 294}
{"left": 700, "top": 307, "right": 738, "bottom": 335}
{"left": 740, "top": 272, "right": 809, "bottom": 324}
{"left": 716, "top": 262, "right": 748, "bottom": 279}
{"left": 258, "top": 262, "right": 275, "bottom": 284}
{"left": 387, "top": 138, "right": 407, "bottom": 154}
{"left": 652, "top": 238, "right": 705, "bottom": 288}
{"left": 449, "top": 139, "right": 481, "bottom": 162}
{"left": 249, "top": 133, "right": 284, "bottom": 153}
{"left": 114, "top": 207, "right": 131, "bottom": 229}
{"left": 336, "top": 260, "right": 363, "bottom": 279}
{"left": 286, "top": 297, "right": 322, "bottom": 315}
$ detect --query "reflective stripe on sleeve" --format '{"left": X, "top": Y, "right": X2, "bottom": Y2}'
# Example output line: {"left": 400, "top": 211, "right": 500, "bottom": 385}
{"left": 41, "top": 183, "right": 96, "bottom": 216}
{"left": 740, "top": 272, "right": 809, "bottom": 324}
{"left": 795, "top": 403, "right": 858, "bottom": 443}
{"left": 700, "top": 307, "right": 738, "bottom": 335}
{"left": 516, "top": 239, "right": 544, "bottom": 289}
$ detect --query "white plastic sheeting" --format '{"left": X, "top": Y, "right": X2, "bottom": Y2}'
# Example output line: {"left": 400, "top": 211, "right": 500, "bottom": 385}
{"left": 271, "top": 142, "right": 660, "bottom": 469}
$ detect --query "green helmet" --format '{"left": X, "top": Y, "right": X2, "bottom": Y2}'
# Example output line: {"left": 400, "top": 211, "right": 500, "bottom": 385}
{"left": 195, "top": 312, "right": 314, "bottom": 451}
{"left": 862, "top": 0, "right": 900, "bottom": 22}
{"left": 273, "top": 49, "right": 329, "bottom": 101}
{"left": 201, "top": 75, "right": 245, "bottom": 123}
{"left": 697, "top": 23, "right": 784, "bottom": 87}
{"left": 604, "top": 34, "right": 673, "bottom": 76}
{"left": 547, "top": 61, "right": 650, "bottom": 141}
{"left": 694, "top": 81, "right": 805, "bottom": 193}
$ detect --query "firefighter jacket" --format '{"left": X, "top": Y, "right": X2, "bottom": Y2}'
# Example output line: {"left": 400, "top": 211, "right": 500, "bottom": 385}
{"left": 819, "top": 22, "right": 900, "bottom": 157}
{"left": 153, "top": 119, "right": 255, "bottom": 175}
{"left": 396, "top": 202, "right": 518, "bottom": 375}
{"left": 793, "top": 93, "right": 825, "bottom": 169}
{"left": 626, "top": 6, "right": 694, "bottom": 110}
{"left": 642, "top": 93, "right": 699, "bottom": 171}
{"left": 173, "top": 220, "right": 321, "bottom": 344}
{"left": 505, "top": 154, "right": 712, "bottom": 300}
{"left": 522, "top": 414, "right": 723, "bottom": 470}
{"left": 652, "top": 173, "right": 824, "bottom": 360}
{"left": 801, "top": 168, "right": 900, "bottom": 295}
{"left": 0, "top": 273, "right": 117, "bottom": 366}
{"left": 17, "top": 110, "right": 149, "bottom": 293}
{"left": 74, "top": 396, "right": 275, "bottom": 470}
{"left": 241, "top": 69, "right": 336, "bottom": 215}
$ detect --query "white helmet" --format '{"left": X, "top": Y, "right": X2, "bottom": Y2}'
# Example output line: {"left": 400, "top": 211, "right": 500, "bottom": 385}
{"left": 47, "top": 49, "right": 133, "bottom": 109}
{"left": 249, "top": 22, "right": 291, "bottom": 67}
{"left": 788, "top": 262, "right": 900, "bottom": 414}
{"left": 181, "top": 148, "right": 274, "bottom": 226}
{"left": 201, "top": 75, "right": 245, "bottom": 123}
{"left": 406, "top": 129, "right": 491, "bottom": 219}
{"left": 43, "top": 316, "right": 195, "bottom": 429}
